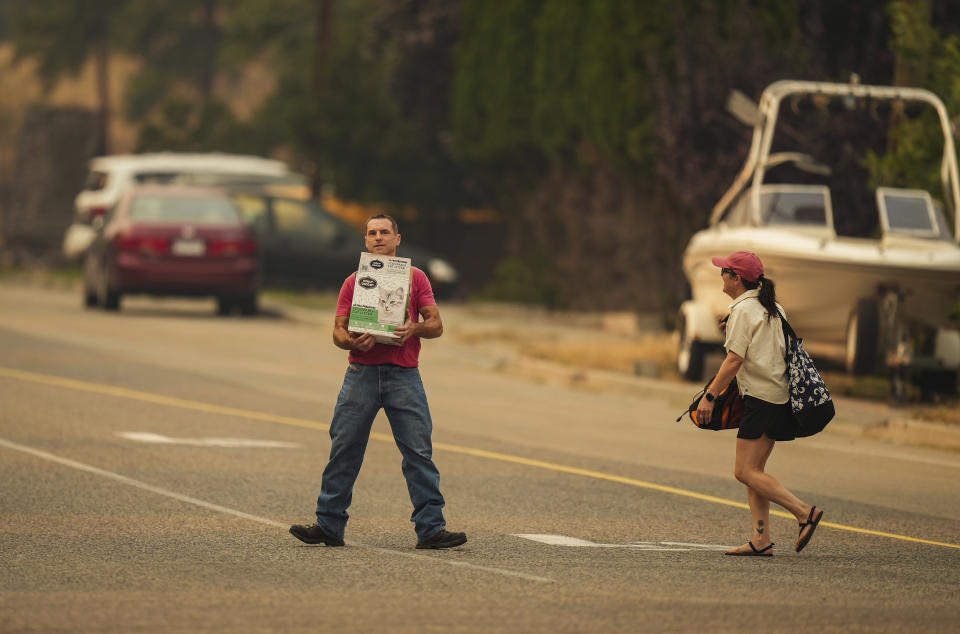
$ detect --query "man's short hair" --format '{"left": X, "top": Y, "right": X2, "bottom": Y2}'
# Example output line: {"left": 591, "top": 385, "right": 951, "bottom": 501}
{"left": 365, "top": 213, "right": 399, "bottom": 234}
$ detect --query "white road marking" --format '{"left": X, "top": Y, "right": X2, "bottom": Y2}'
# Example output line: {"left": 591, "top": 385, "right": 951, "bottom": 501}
{"left": 117, "top": 431, "right": 301, "bottom": 449}
{"left": 3, "top": 366, "right": 959, "bottom": 550}
{"left": 515, "top": 534, "right": 600, "bottom": 547}
{"left": 0, "top": 436, "right": 553, "bottom": 584}
{"left": 659, "top": 541, "right": 734, "bottom": 551}
{"left": 513, "top": 534, "right": 733, "bottom": 551}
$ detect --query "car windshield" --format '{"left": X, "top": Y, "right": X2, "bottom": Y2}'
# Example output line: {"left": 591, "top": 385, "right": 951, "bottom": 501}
{"left": 229, "top": 192, "right": 354, "bottom": 241}
{"left": 179, "top": 172, "right": 289, "bottom": 186}
{"left": 274, "top": 199, "right": 348, "bottom": 240}
{"left": 129, "top": 195, "right": 241, "bottom": 225}
{"left": 83, "top": 171, "right": 109, "bottom": 191}
{"left": 133, "top": 171, "right": 294, "bottom": 187}
{"left": 133, "top": 172, "right": 181, "bottom": 185}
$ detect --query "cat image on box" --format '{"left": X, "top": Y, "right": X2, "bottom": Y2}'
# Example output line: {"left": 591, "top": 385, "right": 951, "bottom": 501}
{"left": 378, "top": 286, "right": 406, "bottom": 323}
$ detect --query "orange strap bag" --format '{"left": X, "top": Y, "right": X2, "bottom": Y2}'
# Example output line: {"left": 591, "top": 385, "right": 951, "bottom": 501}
{"left": 676, "top": 376, "right": 744, "bottom": 431}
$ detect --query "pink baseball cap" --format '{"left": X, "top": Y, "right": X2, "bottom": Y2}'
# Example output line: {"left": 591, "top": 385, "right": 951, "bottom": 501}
{"left": 711, "top": 251, "right": 764, "bottom": 283}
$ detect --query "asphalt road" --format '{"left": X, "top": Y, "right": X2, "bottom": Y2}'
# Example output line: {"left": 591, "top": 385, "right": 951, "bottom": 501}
{"left": 1, "top": 283, "right": 958, "bottom": 633}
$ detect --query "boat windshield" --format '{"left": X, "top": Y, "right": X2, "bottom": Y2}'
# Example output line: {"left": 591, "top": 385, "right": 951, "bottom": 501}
{"left": 877, "top": 188, "right": 952, "bottom": 240}
{"left": 933, "top": 203, "right": 955, "bottom": 241}
{"left": 759, "top": 186, "right": 831, "bottom": 228}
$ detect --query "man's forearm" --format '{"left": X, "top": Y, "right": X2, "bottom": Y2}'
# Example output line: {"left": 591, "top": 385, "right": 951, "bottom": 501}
{"left": 333, "top": 326, "right": 354, "bottom": 350}
{"left": 415, "top": 315, "right": 443, "bottom": 339}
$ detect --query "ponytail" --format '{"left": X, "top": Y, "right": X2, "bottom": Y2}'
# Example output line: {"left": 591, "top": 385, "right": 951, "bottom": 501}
{"left": 743, "top": 274, "right": 779, "bottom": 319}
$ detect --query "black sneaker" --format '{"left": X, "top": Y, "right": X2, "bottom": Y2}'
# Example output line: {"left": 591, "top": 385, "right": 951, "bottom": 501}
{"left": 416, "top": 529, "right": 467, "bottom": 549}
{"left": 289, "top": 523, "right": 345, "bottom": 546}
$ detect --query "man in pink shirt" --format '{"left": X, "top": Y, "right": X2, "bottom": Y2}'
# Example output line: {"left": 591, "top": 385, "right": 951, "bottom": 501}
{"left": 290, "top": 214, "right": 467, "bottom": 549}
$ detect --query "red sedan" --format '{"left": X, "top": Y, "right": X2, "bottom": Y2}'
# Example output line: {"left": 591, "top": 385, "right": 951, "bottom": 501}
{"left": 83, "top": 186, "right": 260, "bottom": 315}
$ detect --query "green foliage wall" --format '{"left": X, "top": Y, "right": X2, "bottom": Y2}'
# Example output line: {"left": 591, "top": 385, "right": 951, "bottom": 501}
{"left": 7, "top": 0, "right": 960, "bottom": 309}
{"left": 452, "top": 0, "right": 660, "bottom": 171}
{"left": 864, "top": 0, "right": 960, "bottom": 220}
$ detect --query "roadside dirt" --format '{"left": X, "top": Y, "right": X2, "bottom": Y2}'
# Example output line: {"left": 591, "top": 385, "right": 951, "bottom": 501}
{"left": 3, "top": 271, "right": 958, "bottom": 452}
{"left": 438, "top": 302, "right": 960, "bottom": 453}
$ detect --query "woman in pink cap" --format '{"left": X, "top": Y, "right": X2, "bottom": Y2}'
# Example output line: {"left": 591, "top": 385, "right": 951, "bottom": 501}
{"left": 696, "top": 250, "right": 823, "bottom": 556}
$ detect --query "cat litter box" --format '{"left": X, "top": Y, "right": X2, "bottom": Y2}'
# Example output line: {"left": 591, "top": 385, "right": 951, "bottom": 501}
{"left": 347, "top": 252, "right": 412, "bottom": 346}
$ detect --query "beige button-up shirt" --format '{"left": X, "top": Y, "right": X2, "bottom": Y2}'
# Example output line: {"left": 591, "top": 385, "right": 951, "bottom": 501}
{"left": 724, "top": 289, "right": 789, "bottom": 404}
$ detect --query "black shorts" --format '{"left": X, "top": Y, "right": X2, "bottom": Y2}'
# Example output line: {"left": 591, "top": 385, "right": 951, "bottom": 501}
{"left": 737, "top": 396, "right": 798, "bottom": 441}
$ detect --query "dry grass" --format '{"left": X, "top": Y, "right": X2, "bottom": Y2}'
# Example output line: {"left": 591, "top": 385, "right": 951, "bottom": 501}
{"left": 261, "top": 289, "right": 338, "bottom": 311}
{"left": 520, "top": 335, "right": 679, "bottom": 379}
{"left": 0, "top": 265, "right": 82, "bottom": 289}
{"left": 450, "top": 307, "right": 680, "bottom": 379}
{"left": 819, "top": 371, "right": 893, "bottom": 400}
{"left": 468, "top": 316, "right": 958, "bottom": 411}
{"left": 906, "top": 404, "right": 960, "bottom": 426}
{"left": 455, "top": 327, "right": 537, "bottom": 346}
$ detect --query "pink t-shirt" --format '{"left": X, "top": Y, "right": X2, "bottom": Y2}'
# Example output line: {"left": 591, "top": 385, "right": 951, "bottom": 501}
{"left": 336, "top": 267, "right": 436, "bottom": 368}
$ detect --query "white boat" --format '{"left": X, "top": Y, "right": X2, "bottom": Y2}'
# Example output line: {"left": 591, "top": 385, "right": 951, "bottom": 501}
{"left": 677, "top": 79, "right": 960, "bottom": 393}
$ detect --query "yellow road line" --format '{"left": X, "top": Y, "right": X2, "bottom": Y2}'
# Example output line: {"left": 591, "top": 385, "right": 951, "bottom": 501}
{"left": 2, "top": 365, "right": 958, "bottom": 550}
{"left": 0, "top": 367, "right": 329, "bottom": 432}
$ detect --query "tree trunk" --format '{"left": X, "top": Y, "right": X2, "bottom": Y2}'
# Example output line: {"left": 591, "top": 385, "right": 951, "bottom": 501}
{"left": 311, "top": 0, "right": 335, "bottom": 197}
{"left": 892, "top": 0, "right": 932, "bottom": 87}
{"left": 94, "top": 38, "right": 110, "bottom": 156}
{"left": 199, "top": 0, "right": 219, "bottom": 111}
{"left": 313, "top": 0, "right": 334, "bottom": 95}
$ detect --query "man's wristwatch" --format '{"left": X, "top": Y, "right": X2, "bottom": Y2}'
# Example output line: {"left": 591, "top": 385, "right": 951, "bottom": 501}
{"left": 705, "top": 392, "right": 716, "bottom": 402}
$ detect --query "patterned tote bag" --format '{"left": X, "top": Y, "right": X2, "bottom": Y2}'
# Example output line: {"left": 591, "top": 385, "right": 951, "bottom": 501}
{"left": 779, "top": 312, "right": 835, "bottom": 437}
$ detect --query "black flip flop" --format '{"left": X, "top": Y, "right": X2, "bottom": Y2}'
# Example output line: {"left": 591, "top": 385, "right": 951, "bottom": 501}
{"left": 725, "top": 541, "right": 774, "bottom": 557}
{"left": 795, "top": 506, "right": 823, "bottom": 552}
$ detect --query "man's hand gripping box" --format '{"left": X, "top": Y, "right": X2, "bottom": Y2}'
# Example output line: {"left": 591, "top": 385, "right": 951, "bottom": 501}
{"left": 347, "top": 252, "right": 412, "bottom": 346}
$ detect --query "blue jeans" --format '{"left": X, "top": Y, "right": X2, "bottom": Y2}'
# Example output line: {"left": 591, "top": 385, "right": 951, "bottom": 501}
{"left": 315, "top": 363, "right": 446, "bottom": 540}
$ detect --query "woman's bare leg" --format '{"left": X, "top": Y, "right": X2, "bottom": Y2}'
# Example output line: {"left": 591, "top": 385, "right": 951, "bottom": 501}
{"left": 726, "top": 435, "right": 813, "bottom": 554}
{"left": 746, "top": 438, "right": 774, "bottom": 546}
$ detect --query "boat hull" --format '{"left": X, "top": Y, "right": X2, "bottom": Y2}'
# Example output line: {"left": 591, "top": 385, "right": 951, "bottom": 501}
{"left": 684, "top": 227, "right": 960, "bottom": 346}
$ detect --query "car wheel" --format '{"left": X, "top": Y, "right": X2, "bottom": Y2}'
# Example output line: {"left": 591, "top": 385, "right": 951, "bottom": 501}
{"left": 216, "top": 298, "right": 234, "bottom": 316}
{"left": 102, "top": 289, "right": 121, "bottom": 311}
{"left": 918, "top": 369, "right": 958, "bottom": 400}
{"left": 98, "top": 274, "right": 121, "bottom": 311}
{"left": 83, "top": 280, "right": 99, "bottom": 308}
{"left": 676, "top": 312, "right": 707, "bottom": 381}
{"left": 238, "top": 294, "right": 258, "bottom": 316}
{"left": 845, "top": 298, "right": 879, "bottom": 374}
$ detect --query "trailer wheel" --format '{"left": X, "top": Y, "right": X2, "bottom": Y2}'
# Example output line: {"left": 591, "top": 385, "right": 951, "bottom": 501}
{"left": 845, "top": 299, "right": 879, "bottom": 375}
{"left": 890, "top": 366, "right": 908, "bottom": 401}
{"left": 918, "top": 370, "right": 959, "bottom": 399}
{"left": 677, "top": 312, "right": 707, "bottom": 381}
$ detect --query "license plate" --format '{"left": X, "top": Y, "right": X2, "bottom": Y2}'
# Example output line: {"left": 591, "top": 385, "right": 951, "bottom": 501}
{"left": 172, "top": 239, "right": 205, "bottom": 256}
